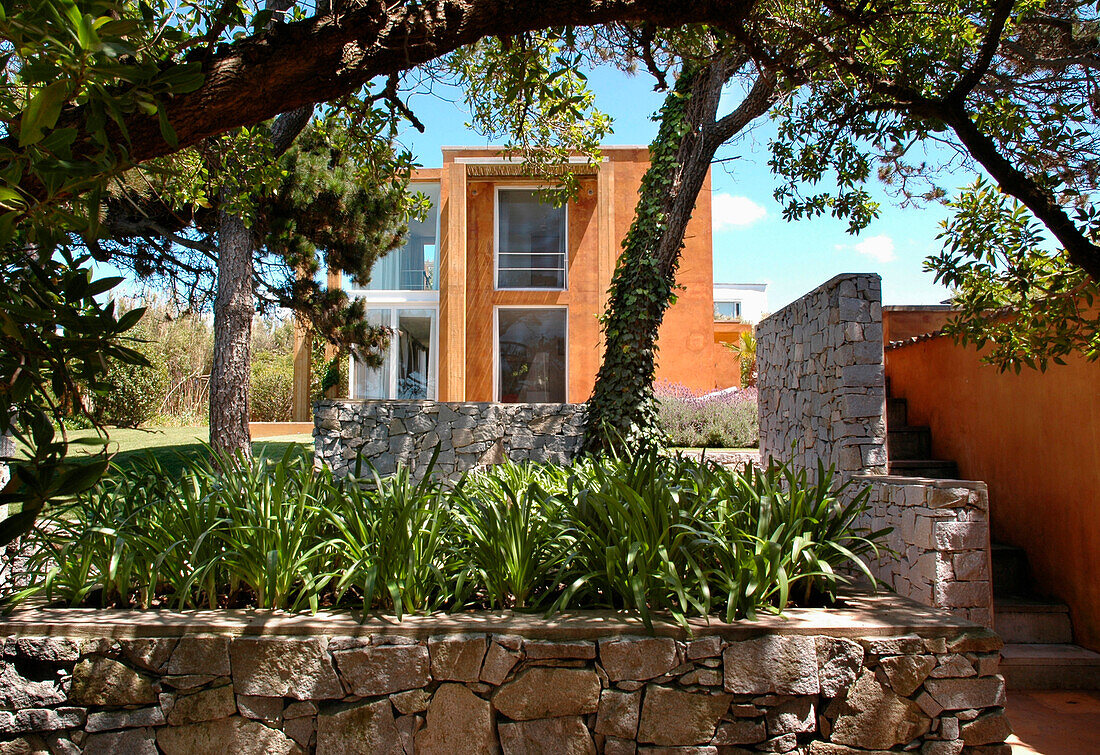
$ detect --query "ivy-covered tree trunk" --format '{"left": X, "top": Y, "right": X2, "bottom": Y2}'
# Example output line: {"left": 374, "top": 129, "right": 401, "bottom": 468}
{"left": 582, "top": 57, "right": 776, "bottom": 452}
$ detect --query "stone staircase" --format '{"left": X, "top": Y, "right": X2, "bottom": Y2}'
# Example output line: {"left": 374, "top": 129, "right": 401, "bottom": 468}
{"left": 886, "top": 386, "right": 1100, "bottom": 689}
{"left": 992, "top": 544, "right": 1100, "bottom": 689}
{"left": 885, "top": 396, "right": 959, "bottom": 478}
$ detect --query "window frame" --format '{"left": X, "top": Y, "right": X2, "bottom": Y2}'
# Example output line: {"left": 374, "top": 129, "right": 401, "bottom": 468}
{"left": 351, "top": 180, "right": 442, "bottom": 293}
{"left": 493, "top": 305, "right": 570, "bottom": 404}
{"left": 714, "top": 300, "right": 743, "bottom": 321}
{"left": 348, "top": 305, "right": 439, "bottom": 400}
{"left": 494, "top": 185, "right": 569, "bottom": 291}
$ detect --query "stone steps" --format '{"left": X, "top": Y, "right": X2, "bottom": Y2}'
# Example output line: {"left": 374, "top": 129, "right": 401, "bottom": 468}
{"left": 1000, "top": 643, "right": 1100, "bottom": 690}
{"left": 886, "top": 458, "right": 960, "bottom": 478}
{"left": 991, "top": 543, "right": 1032, "bottom": 598}
{"left": 887, "top": 396, "right": 908, "bottom": 427}
{"left": 886, "top": 425, "right": 932, "bottom": 460}
{"left": 995, "top": 597, "right": 1074, "bottom": 644}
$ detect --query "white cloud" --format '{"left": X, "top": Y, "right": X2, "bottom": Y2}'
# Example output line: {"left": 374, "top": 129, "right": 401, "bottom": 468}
{"left": 853, "top": 234, "right": 897, "bottom": 263}
{"left": 712, "top": 193, "right": 767, "bottom": 231}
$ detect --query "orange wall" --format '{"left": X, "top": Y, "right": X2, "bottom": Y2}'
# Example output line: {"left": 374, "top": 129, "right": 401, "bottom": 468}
{"left": 882, "top": 306, "right": 955, "bottom": 343}
{"left": 712, "top": 321, "right": 752, "bottom": 389}
{"left": 886, "top": 337, "right": 1100, "bottom": 650}
{"left": 440, "top": 147, "right": 717, "bottom": 402}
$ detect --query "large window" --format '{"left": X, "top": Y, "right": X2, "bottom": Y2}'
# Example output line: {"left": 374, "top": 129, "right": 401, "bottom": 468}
{"left": 496, "top": 308, "right": 567, "bottom": 403}
{"left": 353, "top": 308, "right": 437, "bottom": 399}
{"left": 496, "top": 188, "right": 567, "bottom": 289}
{"left": 367, "top": 183, "right": 440, "bottom": 291}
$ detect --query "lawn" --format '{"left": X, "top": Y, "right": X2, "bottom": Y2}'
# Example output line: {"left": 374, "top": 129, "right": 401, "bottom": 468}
{"left": 56, "top": 426, "right": 314, "bottom": 477}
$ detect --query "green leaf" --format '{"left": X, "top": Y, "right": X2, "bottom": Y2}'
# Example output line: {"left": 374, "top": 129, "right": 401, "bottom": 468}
{"left": 19, "top": 81, "right": 70, "bottom": 147}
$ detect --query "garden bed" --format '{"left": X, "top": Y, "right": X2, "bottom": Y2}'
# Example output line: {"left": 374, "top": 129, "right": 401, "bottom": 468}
{"left": 0, "top": 592, "right": 1010, "bottom": 754}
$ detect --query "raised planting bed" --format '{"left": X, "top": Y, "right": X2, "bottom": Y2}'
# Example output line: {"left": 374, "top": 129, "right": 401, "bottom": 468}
{"left": 0, "top": 592, "right": 1011, "bottom": 754}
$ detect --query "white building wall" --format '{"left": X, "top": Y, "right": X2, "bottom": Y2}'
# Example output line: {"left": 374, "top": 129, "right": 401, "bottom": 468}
{"left": 713, "top": 282, "right": 768, "bottom": 324}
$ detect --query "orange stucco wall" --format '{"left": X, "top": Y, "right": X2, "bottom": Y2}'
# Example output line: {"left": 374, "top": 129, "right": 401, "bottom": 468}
{"left": 712, "top": 321, "right": 752, "bottom": 390}
{"left": 885, "top": 336, "right": 1100, "bottom": 650}
{"left": 882, "top": 306, "right": 956, "bottom": 343}
{"left": 437, "top": 147, "right": 717, "bottom": 403}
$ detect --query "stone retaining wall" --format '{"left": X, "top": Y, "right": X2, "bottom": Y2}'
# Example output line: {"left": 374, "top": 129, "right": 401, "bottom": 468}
{"left": 756, "top": 273, "right": 886, "bottom": 476}
{"left": 852, "top": 476, "right": 994, "bottom": 628}
{"left": 313, "top": 400, "right": 585, "bottom": 479}
{"left": 0, "top": 597, "right": 1011, "bottom": 754}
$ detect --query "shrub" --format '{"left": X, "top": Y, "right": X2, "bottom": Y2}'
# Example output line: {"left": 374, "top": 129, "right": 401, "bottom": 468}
{"left": 5, "top": 449, "right": 888, "bottom": 627}
{"left": 93, "top": 354, "right": 169, "bottom": 428}
{"left": 250, "top": 354, "right": 294, "bottom": 422}
{"left": 656, "top": 382, "right": 758, "bottom": 448}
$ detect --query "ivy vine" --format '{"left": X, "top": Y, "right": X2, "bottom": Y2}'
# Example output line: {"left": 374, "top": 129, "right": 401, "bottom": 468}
{"left": 582, "top": 65, "right": 699, "bottom": 453}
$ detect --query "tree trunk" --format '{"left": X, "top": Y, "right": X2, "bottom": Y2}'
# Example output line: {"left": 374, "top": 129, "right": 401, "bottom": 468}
{"left": 582, "top": 58, "right": 776, "bottom": 452}
{"left": 209, "top": 209, "right": 255, "bottom": 457}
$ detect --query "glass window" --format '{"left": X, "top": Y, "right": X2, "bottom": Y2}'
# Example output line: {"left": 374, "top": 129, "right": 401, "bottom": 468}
{"left": 497, "top": 308, "right": 567, "bottom": 403}
{"left": 714, "top": 301, "right": 742, "bottom": 321}
{"left": 354, "top": 309, "right": 391, "bottom": 399}
{"left": 367, "top": 183, "right": 440, "bottom": 291}
{"left": 497, "top": 189, "right": 566, "bottom": 289}
{"left": 353, "top": 308, "right": 437, "bottom": 399}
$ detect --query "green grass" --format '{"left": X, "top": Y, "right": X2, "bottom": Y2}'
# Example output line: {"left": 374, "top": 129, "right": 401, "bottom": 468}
{"left": 53, "top": 427, "right": 314, "bottom": 477}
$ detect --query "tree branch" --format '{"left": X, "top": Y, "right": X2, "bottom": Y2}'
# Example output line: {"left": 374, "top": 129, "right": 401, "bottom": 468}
{"left": 35, "top": 0, "right": 755, "bottom": 179}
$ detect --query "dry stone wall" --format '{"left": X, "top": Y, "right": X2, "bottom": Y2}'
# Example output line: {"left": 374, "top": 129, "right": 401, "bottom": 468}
{"left": 852, "top": 476, "right": 994, "bottom": 628}
{"left": 0, "top": 614, "right": 1011, "bottom": 754}
{"left": 756, "top": 273, "right": 886, "bottom": 475}
{"left": 755, "top": 274, "right": 994, "bottom": 629}
{"left": 313, "top": 400, "right": 585, "bottom": 479}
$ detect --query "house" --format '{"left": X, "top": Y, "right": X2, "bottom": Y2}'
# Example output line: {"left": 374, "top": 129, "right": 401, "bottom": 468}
{"left": 315, "top": 145, "right": 742, "bottom": 408}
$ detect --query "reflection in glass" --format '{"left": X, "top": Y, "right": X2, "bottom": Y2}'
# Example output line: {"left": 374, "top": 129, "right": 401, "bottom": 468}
{"left": 497, "top": 309, "right": 567, "bottom": 403}
{"left": 353, "top": 309, "right": 436, "bottom": 400}
{"left": 368, "top": 183, "right": 440, "bottom": 291}
{"left": 397, "top": 310, "right": 434, "bottom": 399}
{"left": 354, "top": 309, "right": 390, "bottom": 399}
{"left": 497, "top": 190, "right": 566, "bottom": 289}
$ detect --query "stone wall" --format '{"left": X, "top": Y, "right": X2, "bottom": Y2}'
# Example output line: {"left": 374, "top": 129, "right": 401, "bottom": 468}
{"left": 852, "top": 476, "right": 994, "bottom": 629}
{"left": 313, "top": 400, "right": 585, "bottom": 479}
{"left": 756, "top": 273, "right": 886, "bottom": 475}
{"left": 0, "top": 599, "right": 1011, "bottom": 754}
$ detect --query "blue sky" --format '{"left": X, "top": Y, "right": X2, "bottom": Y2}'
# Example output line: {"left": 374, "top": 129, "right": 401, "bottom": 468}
{"left": 396, "top": 65, "right": 974, "bottom": 311}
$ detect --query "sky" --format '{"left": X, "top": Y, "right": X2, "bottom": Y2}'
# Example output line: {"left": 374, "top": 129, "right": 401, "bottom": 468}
{"left": 394, "top": 64, "right": 974, "bottom": 312}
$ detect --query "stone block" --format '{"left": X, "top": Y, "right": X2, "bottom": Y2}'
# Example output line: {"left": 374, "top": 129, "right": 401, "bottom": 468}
{"left": 712, "top": 717, "right": 766, "bottom": 745}
{"left": 333, "top": 643, "right": 430, "bottom": 696}
{"left": 879, "top": 654, "right": 936, "bottom": 696}
{"left": 826, "top": 669, "right": 930, "bottom": 749}
{"left": 237, "top": 695, "right": 283, "bottom": 724}
{"left": 493, "top": 667, "right": 601, "bottom": 720}
{"left": 636, "top": 686, "right": 732, "bottom": 746}
{"left": 85, "top": 707, "right": 165, "bottom": 733}
{"left": 599, "top": 637, "right": 679, "bottom": 681}
{"left": 935, "top": 580, "right": 990, "bottom": 609}
{"left": 158, "top": 716, "right": 302, "bottom": 755}
{"left": 230, "top": 638, "right": 343, "bottom": 700}
{"left": 815, "top": 637, "right": 864, "bottom": 699}
{"left": 765, "top": 697, "right": 815, "bottom": 736}
{"left": 167, "top": 683, "right": 237, "bottom": 726}
{"left": 428, "top": 634, "right": 487, "bottom": 683}
{"left": 70, "top": 657, "right": 156, "bottom": 706}
{"left": 416, "top": 683, "right": 497, "bottom": 754}
{"left": 723, "top": 636, "right": 820, "bottom": 695}
{"left": 961, "top": 709, "right": 1012, "bottom": 745}
{"left": 316, "top": 700, "right": 399, "bottom": 755}
{"left": 480, "top": 642, "right": 522, "bottom": 686}
{"left": 499, "top": 716, "right": 596, "bottom": 755}
{"left": 952, "top": 551, "right": 989, "bottom": 582}
{"left": 923, "top": 677, "right": 1006, "bottom": 711}
{"left": 934, "top": 522, "right": 988, "bottom": 551}
{"left": 686, "top": 637, "right": 722, "bottom": 660}
{"left": 524, "top": 640, "right": 596, "bottom": 660}
{"left": 83, "top": 728, "right": 158, "bottom": 755}
{"left": 595, "top": 689, "right": 641, "bottom": 740}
